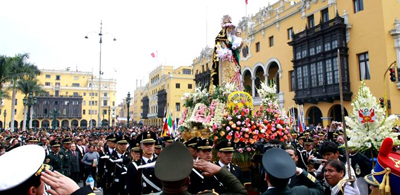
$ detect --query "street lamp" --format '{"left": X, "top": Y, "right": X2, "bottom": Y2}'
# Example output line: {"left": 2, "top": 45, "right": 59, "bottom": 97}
{"left": 49, "top": 108, "right": 60, "bottom": 130}
{"left": 108, "top": 106, "right": 111, "bottom": 127}
{"left": 23, "top": 92, "right": 38, "bottom": 130}
{"left": 126, "top": 92, "right": 131, "bottom": 128}
{"left": 85, "top": 21, "right": 116, "bottom": 127}
{"left": 3, "top": 110, "right": 6, "bottom": 129}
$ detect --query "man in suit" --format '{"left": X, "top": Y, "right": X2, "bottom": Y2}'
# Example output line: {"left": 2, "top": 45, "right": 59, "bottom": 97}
{"left": 70, "top": 143, "right": 80, "bottom": 183}
{"left": 261, "top": 148, "right": 324, "bottom": 195}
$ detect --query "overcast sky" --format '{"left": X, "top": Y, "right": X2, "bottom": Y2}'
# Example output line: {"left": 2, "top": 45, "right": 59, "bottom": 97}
{"left": 0, "top": 0, "right": 277, "bottom": 104}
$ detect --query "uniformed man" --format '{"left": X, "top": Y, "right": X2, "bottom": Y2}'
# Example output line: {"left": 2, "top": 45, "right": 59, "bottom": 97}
{"left": 154, "top": 139, "right": 162, "bottom": 157}
{"left": 163, "top": 136, "right": 173, "bottom": 147}
{"left": 126, "top": 131, "right": 162, "bottom": 195}
{"left": 98, "top": 133, "right": 117, "bottom": 192}
{"left": 184, "top": 137, "right": 200, "bottom": 160}
{"left": 188, "top": 139, "right": 221, "bottom": 194}
{"left": 46, "top": 140, "right": 64, "bottom": 174}
{"left": 110, "top": 134, "right": 130, "bottom": 195}
{"left": 26, "top": 136, "right": 39, "bottom": 145}
{"left": 0, "top": 145, "right": 94, "bottom": 195}
{"left": 60, "top": 137, "right": 73, "bottom": 177}
{"left": 261, "top": 148, "right": 324, "bottom": 195}
{"left": 154, "top": 142, "right": 248, "bottom": 195}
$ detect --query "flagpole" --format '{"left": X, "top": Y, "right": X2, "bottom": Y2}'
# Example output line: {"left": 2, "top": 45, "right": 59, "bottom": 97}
{"left": 337, "top": 48, "right": 353, "bottom": 181}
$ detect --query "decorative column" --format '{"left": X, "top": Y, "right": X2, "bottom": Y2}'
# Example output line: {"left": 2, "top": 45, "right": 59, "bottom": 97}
{"left": 390, "top": 18, "right": 400, "bottom": 89}
{"left": 251, "top": 77, "right": 256, "bottom": 97}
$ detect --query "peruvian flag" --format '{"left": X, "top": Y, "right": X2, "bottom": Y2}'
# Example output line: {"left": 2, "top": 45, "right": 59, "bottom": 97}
{"left": 245, "top": 0, "right": 248, "bottom": 4}
{"left": 151, "top": 53, "right": 156, "bottom": 58}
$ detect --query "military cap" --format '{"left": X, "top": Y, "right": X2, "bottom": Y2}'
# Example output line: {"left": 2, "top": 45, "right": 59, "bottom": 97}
{"left": 291, "top": 132, "right": 298, "bottom": 136}
{"left": 106, "top": 134, "right": 117, "bottom": 143}
{"left": 304, "top": 138, "right": 314, "bottom": 145}
{"left": 131, "top": 140, "right": 141, "bottom": 152}
{"left": 318, "top": 133, "right": 324, "bottom": 136}
{"left": 0, "top": 145, "right": 51, "bottom": 192}
{"left": 304, "top": 132, "right": 310, "bottom": 135}
{"left": 298, "top": 136, "right": 305, "bottom": 140}
{"left": 26, "top": 137, "right": 38, "bottom": 143}
{"left": 50, "top": 140, "right": 61, "bottom": 147}
{"left": 155, "top": 139, "right": 162, "bottom": 149}
{"left": 262, "top": 148, "right": 296, "bottom": 179}
{"left": 369, "top": 138, "right": 400, "bottom": 195}
{"left": 185, "top": 137, "right": 200, "bottom": 148}
{"left": 215, "top": 140, "right": 235, "bottom": 152}
{"left": 196, "top": 139, "right": 213, "bottom": 150}
{"left": 62, "top": 137, "right": 72, "bottom": 144}
{"left": 137, "top": 131, "right": 157, "bottom": 144}
{"left": 116, "top": 135, "right": 129, "bottom": 144}
{"left": 163, "top": 136, "right": 174, "bottom": 143}
{"left": 155, "top": 142, "right": 193, "bottom": 182}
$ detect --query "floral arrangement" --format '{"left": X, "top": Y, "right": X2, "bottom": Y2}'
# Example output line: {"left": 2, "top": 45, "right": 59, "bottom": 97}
{"left": 257, "top": 81, "right": 278, "bottom": 105}
{"left": 345, "top": 81, "right": 399, "bottom": 152}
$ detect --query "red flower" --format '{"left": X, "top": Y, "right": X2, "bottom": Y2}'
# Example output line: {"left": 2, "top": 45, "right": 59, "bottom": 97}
{"left": 226, "top": 135, "right": 232, "bottom": 140}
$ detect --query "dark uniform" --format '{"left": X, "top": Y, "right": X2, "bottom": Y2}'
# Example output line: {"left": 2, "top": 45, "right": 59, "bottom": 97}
{"left": 108, "top": 135, "right": 130, "bottom": 195}
{"left": 126, "top": 131, "right": 162, "bottom": 195}
{"left": 261, "top": 148, "right": 324, "bottom": 195}
{"left": 188, "top": 139, "right": 221, "bottom": 194}
{"left": 60, "top": 137, "right": 73, "bottom": 177}
{"left": 46, "top": 140, "right": 64, "bottom": 173}
{"left": 154, "top": 142, "right": 248, "bottom": 195}
{"left": 99, "top": 134, "right": 117, "bottom": 191}
{"left": 214, "top": 140, "right": 243, "bottom": 194}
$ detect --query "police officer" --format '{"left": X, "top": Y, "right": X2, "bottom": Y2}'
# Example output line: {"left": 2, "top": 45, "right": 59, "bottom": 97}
{"left": 60, "top": 137, "right": 73, "bottom": 177}
{"left": 188, "top": 139, "right": 221, "bottom": 194}
{"left": 126, "top": 131, "right": 162, "bottom": 195}
{"left": 154, "top": 142, "right": 248, "bottom": 195}
{"left": 261, "top": 148, "right": 324, "bottom": 195}
{"left": 110, "top": 134, "right": 130, "bottom": 195}
{"left": 46, "top": 140, "right": 64, "bottom": 174}
{"left": 99, "top": 133, "right": 117, "bottom": 191}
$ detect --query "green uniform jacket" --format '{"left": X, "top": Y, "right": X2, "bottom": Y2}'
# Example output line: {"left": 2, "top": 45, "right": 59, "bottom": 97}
{"left": 261, "top": 170, "right": 324, "bottom": 195}
{"left": 161, "top": 167, "right": 247, "bottom": 195}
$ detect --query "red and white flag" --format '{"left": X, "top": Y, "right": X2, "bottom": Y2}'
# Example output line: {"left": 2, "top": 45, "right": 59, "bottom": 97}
{"left": 245, "top": 0, "right": 248, "bottom": 4}
{"left": 151, "top": 53, "right": 156, "bottom": 58}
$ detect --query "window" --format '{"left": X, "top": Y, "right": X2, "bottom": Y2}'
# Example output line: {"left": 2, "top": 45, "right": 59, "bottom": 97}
{"left": 176, "top": 103, "right": 181, "bottom": 112}
{"left": 316, "top": 44, "right": 322, "bottom": 54}
{"left": 83, "top": 100, "right": 86, "bottom": 106}
{"left": 310, "top": 63, "right": 317, "bottom": 87}
{"left": 46, "top": 74, "right": 51, "bottom": 78}
{"left": 287, "top": 28, "right": 294, "bottom": 40}
{"left": 113, "top": 101, "right": 115, "bottom": 106}
{"left": 55, "top": 101, "right": 58, "bottom": 105}
{"left": 303, "top": 66, "right": 309, "bottom": 88}
{"left": 55, "top": 82, "right": 60, "bottom": 87}
{"left": 182, "top": 69, "right": 192, "bottom": 74}
{"left": 72, "top": 83, "right": 80, "bottom": 87}
{"left": 256, "top": 42, "right": 260, "bottom": 53}
{"left": 317, "top": 61, "right": 324, "bottom": 86}
{"left": 15, "top": 99, "right": 17, "bottom": 105}
{"left": 55, "top": 75, "right": 60, "bottom": 80}
{"left": 332, "top": 40, "right": 338, "bottom": 49}
{"left": 74, "top": 76, "right": 79, "bottom": 80}
{"left": 324, "top": 42, "right": 331, "bottom": 51}
{"left": 45, "top": 82, "right": 51, "bottom": 86}
{"left": 55, "top": 90, "right": 59, "bottom": 97}
{"left": 297, "top": 67, "right": 303, "bottom": 89}
{"left": 64, "top": 101, "right": 69, "bottom": 105}
{"left": 176, "top": 83, "right": 180, "bottom": 88}
{"left": 326, "top": 59, "right": 333, "bottom": 85}
{"left": 289, "top": 71, "right": 295, "bottom": 91}
{"left": 333, "top": 57, "right": 339, "bottom": 83}
{"left": 44, "top": 108, "right": 48, "bottom": 115}
{"left": 103, "top": 100, "right": 108, "bottom": 106}
{"left": 353, "top": 0, "right": 364, "bottom": 13}
{"left": 83, "top": 109, "right": 86, "bottom": 115}
{"left": 321, "top": 9, "right": 329, "bottom": 23}
{"left": 301, "top": 47, "right": 307, "bottom": 58}
{"left": 83, "top": 92, "right": 86, "bottom": 96}
{"left": 309, "top": 47, "right": 315, "bottom": 56}
{"left": 14, "top": 109, "right": 17, "bottom": 115}
{"left": 358, "top": 52, "right": 370, "bottom": 80}
{"left": 104, "top": 93, "right": 107, "bottom": 97}
{"left": 269, "top": 36, "right": 274, "bottom": 47}
{"left": 73, "top": 92, "right": 79, "bottom": 97}
{"left": 308, "top": 15, "right": 315, "bottom": 28}
{"left": 188, "top": 84, "right": 192, "bottom": 89}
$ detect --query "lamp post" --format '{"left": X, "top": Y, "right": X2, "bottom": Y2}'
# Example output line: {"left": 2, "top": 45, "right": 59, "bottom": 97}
{"left": 23, "top": 92, "right": 38, "bottom": 130}
{"left": 3, "top": 110, "right": 6, "bottom": 129}
{"left": 126, "top": 92, "right": 131, "bottom": 128}
{"left": 85, "top": 21, "right": 116, "bottom": 127}
{"left": 49, "top": 108, "right": 60, "bottom": 130}
{"left": 108, "top": 106, "right": 111, "bottom": 127}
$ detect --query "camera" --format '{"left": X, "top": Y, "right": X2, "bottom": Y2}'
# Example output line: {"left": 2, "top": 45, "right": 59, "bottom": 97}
{"left": 310, "top": 158, "right": 323, "bottom": 164}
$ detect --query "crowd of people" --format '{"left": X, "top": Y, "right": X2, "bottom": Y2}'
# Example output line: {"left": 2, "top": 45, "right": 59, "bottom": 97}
{"left": 0, "top": 123, "right": 399, "bottom": 195}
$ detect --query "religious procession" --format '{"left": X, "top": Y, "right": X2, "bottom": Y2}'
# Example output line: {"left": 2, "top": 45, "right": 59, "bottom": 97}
{"left": 1, "top": 0, "right": 400, "bottom": 195}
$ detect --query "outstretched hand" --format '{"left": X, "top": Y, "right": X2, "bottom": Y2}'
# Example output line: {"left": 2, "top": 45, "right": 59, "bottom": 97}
{"left": 40, "top": 169, "right": 79, "bottom": 195}
{"left": 193, "top": 159, "right": 222, "bottom": 177}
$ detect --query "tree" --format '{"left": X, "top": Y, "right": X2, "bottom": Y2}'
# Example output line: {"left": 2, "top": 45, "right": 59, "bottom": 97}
{"left": 17, "top": 78, "right": 44, "bottom": 130}
{"left": 6, "top": 53, "right": 40, "bottom": 131}
{"left": 0, "top": 56, "right": 11, "bottom": 111}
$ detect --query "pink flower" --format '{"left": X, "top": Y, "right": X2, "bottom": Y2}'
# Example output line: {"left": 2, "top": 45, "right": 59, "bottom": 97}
{"left": 247, "top": 147, "right": 251, "bottom": 152}
{"left": 226, "top": 126, "right": 231, "bottom": 131}
{"left": 254, "top": 130, "right": 259, "bottom": 134}
{"left": 235, "top": 131, "right": 240, "bottom": 138}
{"left": 236, "top": 121, "right": 241, "bottom": 126}
{"left": 238, "top": 148, "right": 243, "bottom": 153}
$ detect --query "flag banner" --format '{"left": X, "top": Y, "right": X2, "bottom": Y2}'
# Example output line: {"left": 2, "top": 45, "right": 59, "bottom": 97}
{"left": 245, "top": 0, "right": 248, "bottom": 4}
{"left": 151, "top": 53, "right": 156, "bottom": 58}
{"left": 167, "top": 113, "right": 173, "bottom": 136}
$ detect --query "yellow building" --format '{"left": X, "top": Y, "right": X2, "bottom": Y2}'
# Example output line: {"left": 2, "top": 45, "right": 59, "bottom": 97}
{"left": 139, "top": 65, "right": 195, "bottom": 126}
{"left": 193, "top": 0, "right": 400, "bottom": 127}
{"left": 0, "top": 69, "right": 117, "bottom": 129}
{"left": 132, "top": 84, "right": 146, "bottom": 125}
